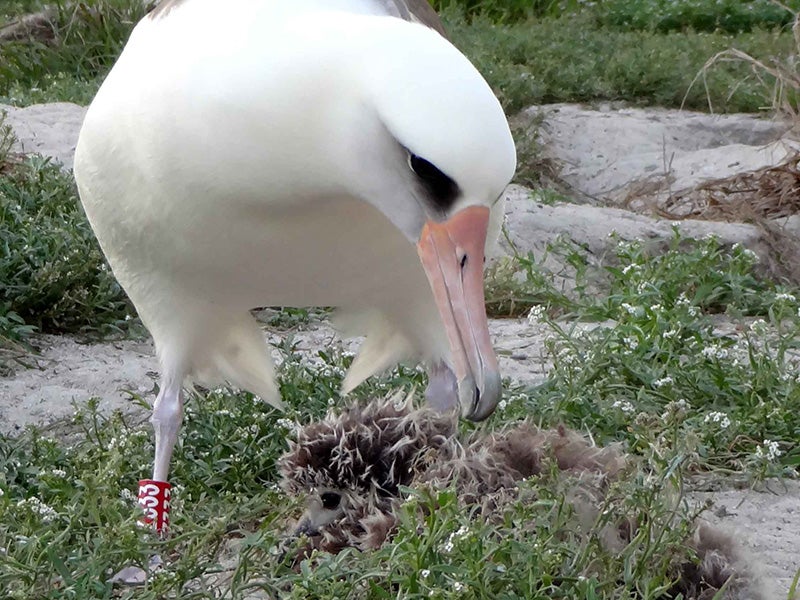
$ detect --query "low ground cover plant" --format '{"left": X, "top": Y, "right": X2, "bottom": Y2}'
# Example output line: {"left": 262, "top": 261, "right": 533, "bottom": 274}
{"left": 0, "top": 150, "right": 134, "bottom": 343}
{"left": 1, "top": 231, "right": 797, "bottom": 598}
{"left": 0, "top": 0, "right": 796, "bottom": 112}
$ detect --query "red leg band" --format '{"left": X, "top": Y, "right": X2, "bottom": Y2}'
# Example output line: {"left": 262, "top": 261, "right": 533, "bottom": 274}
{"left": 138, "top": 479, "right": 172, "bottom": 535}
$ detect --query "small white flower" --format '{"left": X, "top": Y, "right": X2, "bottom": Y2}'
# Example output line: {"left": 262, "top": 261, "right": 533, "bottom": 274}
{"left": 622, "top": 264, "right": 638, "bottom": 275}
{"left": 701, "top": 344, "right": 728, "bottom": 360}
{"left": 775, "top": 292, "right": 796, "bottom": 303}
{"left": 623, "top": 336, "right": 639, "bottom": 351}
{"left": 649, "top": 304, "right": 662, "bottom": 313}
{"left": 327, "top": 397, "right": 335, "bottom": 406}
{"left": 421, "top": 569, "right": 431, "bottom": 579}
{"left": 557, "top": 347, "right": 578, "bottom": 366}
{"left": 675, "top": 293, "right": 697, "bottom": 315}
{"left": 527, "top": 305, "right": 546, "bottom": 325}
{"left": 442, "top": 540, "right": 454, "bottom": 553}
{"left": 453, "top": 582, "right": 464, "bottom": 592}
{"left": 704, "top": 411, "right": 731, "bottom": 429}
{"left": 652, "top": 376, "right": 673, "bottom": 388}
{"left": 754, "top": 439, "right": 782, "bottom": 461}
{"left": 612, "top": 400, "right": 635, "bottom": 414}
{"left": 276, "top": 418, "right": 297, "bottom": 432}
{"left": 621, "top": 303, "right": 641, "bottom": 316}
{"left": 616, "top": 240, "right": 636, "bottom": 253}
{"left": 497, "top": 400, "right": 508, "bottom": 411}
{"left": 19, "top": 496, "right": 58, "bottom": 524}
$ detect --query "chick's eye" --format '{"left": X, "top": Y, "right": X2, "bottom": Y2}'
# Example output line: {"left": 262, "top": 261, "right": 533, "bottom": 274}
{"left": 320, "top": 492, "right": 341, "bottom": 510}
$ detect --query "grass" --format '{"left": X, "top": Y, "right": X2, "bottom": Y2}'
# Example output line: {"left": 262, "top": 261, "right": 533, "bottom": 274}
{"left": 0, "top": 1, "right": 797, "bottom": 114}
{"left": 1, "top": 231, "right": 798, "bottom": 599}
{"left": 0, "top": 0, "right": 151, "bottom": 105}
{"left": 447, "top": 10, "right": 796, "bottom": 114}
{"left": 487, "top": 228, "right": 775, "bottom": 320}
{"left": 433, "top": 0, "right": 799, "bottom": 32}
{"left": 582, "top": 0, "right": 798, "bottom": 34}
{"left": 689, "top": 10, "right": 800, "bottom": 118}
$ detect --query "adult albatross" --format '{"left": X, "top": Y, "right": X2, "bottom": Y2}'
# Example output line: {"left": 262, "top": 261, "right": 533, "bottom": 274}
{"left": 74, "top": 0, "right": 516, "bottom": 532}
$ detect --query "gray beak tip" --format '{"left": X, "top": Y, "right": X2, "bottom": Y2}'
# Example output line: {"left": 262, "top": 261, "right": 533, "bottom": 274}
{"left": 461, "top": 371, "right": 502, "bottom": 422}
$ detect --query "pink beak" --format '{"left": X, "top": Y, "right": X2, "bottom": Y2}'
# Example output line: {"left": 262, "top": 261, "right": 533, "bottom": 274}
{"left": 416, "top": 205, "right": 501, "bottom": 421}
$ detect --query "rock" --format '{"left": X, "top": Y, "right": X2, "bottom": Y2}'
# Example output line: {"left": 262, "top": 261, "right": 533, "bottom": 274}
{"left": 500, "top": 183, "right": 800, "bottom": 285}
{"left": 1, "top": 102, "right": 87, "bottom": 170}
{"left": 524, "top": 103, "right": 796, "bottom": 204}
{"left": 503, "top": 184, "right": 764, "bottom": 254}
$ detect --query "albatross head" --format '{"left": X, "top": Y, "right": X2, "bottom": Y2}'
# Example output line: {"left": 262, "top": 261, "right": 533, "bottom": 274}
{"left": 339, "top": 16, "right": 516, "bottom": 421}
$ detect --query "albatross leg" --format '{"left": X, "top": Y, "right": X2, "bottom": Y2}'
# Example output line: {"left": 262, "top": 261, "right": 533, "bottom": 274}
{"left": 111, "top": 377, "right": 184, "bottom": 587}
{"left": 137, "top": 377, "right": 184, "bottom": 536}
{"left": 151, "top": 378, "right": 184, "bottom": 482}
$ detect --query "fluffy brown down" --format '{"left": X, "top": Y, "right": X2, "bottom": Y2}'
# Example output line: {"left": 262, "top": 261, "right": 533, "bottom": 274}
{"left": 277, "top": 396, "right": 770, "bottom": 599}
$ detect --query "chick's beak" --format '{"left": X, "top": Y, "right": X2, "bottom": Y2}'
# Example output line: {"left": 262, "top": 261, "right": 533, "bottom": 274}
{"left": 293, "top": 517, "right": 318, "bottom": 538}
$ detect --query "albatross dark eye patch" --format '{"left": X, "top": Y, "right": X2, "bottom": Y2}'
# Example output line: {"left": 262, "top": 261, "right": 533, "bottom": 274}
{"left": 408, "top": 153, "right": 459, "bottom": 212}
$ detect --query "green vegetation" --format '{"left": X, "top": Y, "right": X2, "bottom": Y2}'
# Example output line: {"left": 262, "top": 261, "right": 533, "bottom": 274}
{"left": 0, "top": 151, "right": 135, "bottom": 342}
{"left": 433, "top": 0, "right": 799, "bottom": 32}
{"left": 447, "top": 11, "right": 795, "bottom": 113}
{"left": 489, "top": 232, "right": 799, "bottom": 474}
{"left": 486, "top": 229, "right": 773, "bottom": 319}
{"left": 586, "top": 0, "right": 797, "bottom": 33}
{"left": 0, "top": 0, "right": 797, "bottom": 113}
{"left": 0, "top": 0, "right": 151, "bottom": 105}
{"left": 2, "top": 232, "right": 798, "bottom": 597}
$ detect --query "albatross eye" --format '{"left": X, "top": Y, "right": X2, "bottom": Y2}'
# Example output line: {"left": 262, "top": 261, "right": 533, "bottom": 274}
{"left": 320, "top": 491, "right": 341, "bottom": 510}
{"left": 408, "top": 153, "right": 459, "bottom": 212}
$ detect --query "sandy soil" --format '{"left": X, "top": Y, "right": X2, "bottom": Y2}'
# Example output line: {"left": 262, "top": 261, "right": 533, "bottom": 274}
{"left": 691, "top": 480, "right": 800, "bottom": 597}
{"left": 0, "top": 318, "right": 553, "bottom": 434}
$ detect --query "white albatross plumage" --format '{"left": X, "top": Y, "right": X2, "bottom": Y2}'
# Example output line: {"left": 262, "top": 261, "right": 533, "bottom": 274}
{"left": 74, "top": 0, "right": 516, "bottom": 496}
